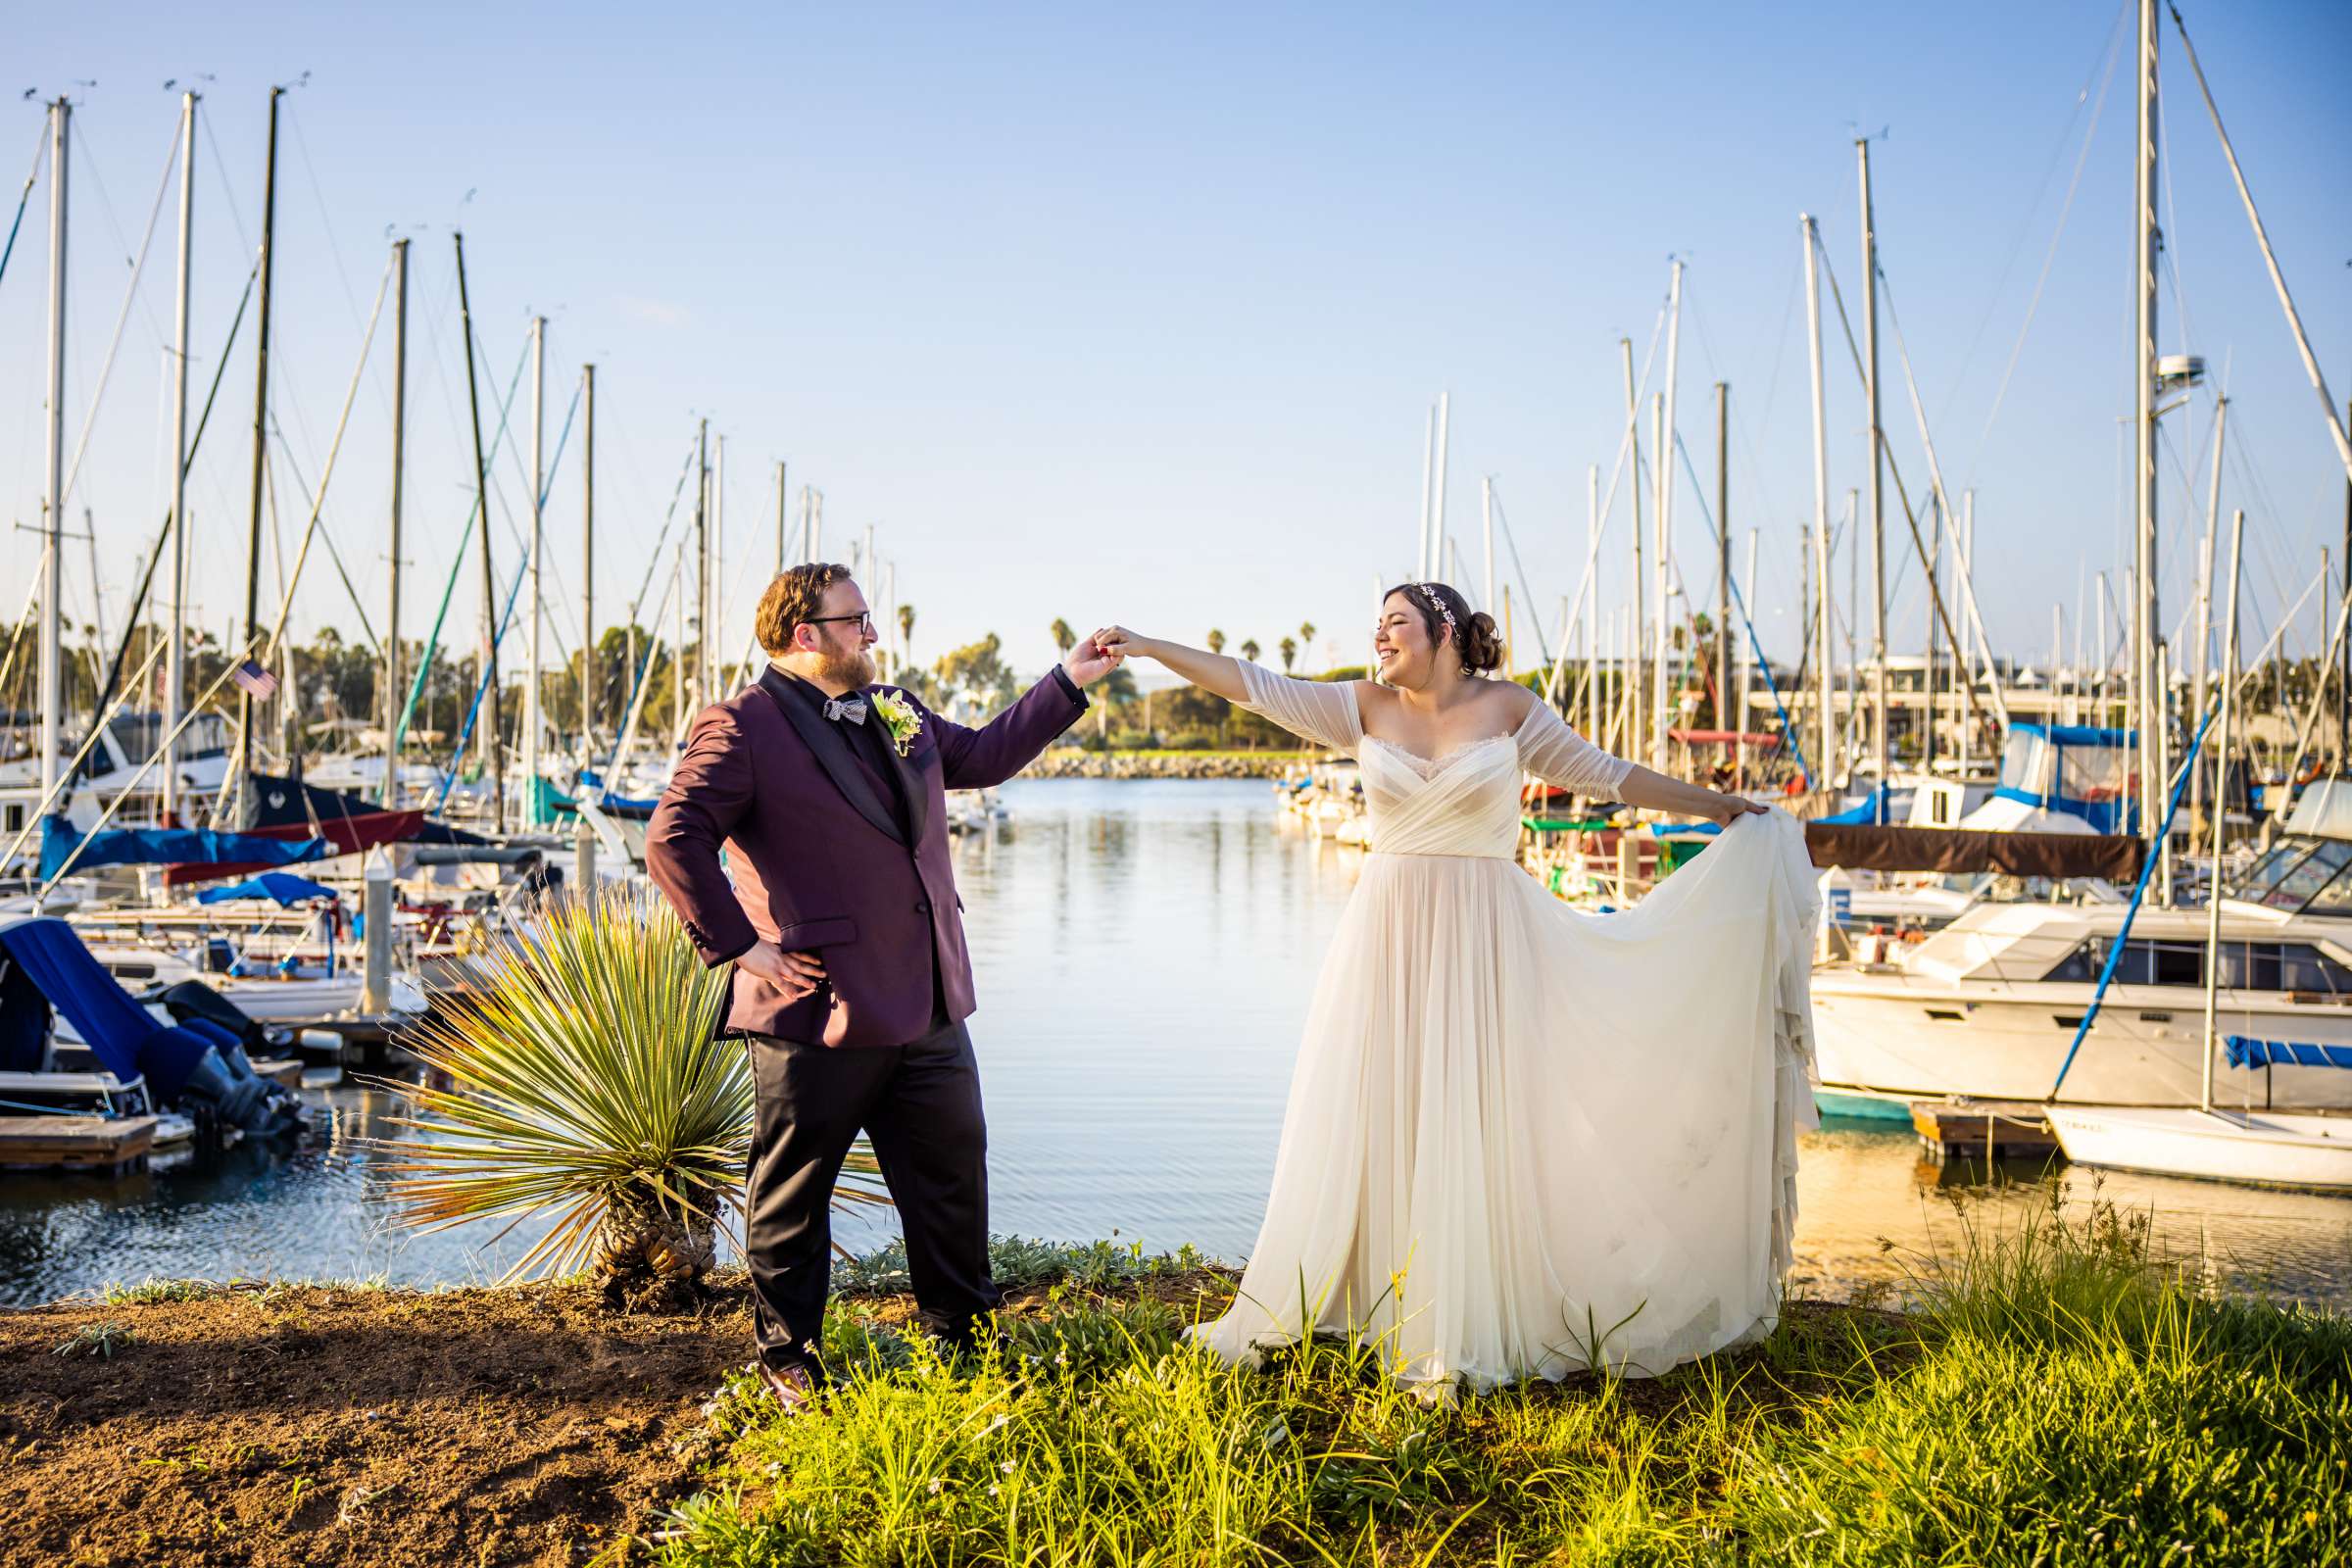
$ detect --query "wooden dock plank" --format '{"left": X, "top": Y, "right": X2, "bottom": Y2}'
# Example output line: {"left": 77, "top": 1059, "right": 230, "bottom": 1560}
{"left": 0, "top": 1114, "right": 159, "bottom": 1173}
{"left": 1910, "top": 1101, "right": 2062, "bottom": 1161}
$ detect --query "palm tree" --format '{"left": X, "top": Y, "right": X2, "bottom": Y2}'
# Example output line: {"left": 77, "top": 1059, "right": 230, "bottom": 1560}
{"left": 1094, "top": 662, "right": 1137, "bottom": 738}
{"left": 378, "top": 886, "right": 887, "bottom": 1311}
{"left": 1240, "top": 638, "right": 1261, "bottom": 665}
{"left": 1050, "top": 618, "right": 1077, "bottom": 659}
{"left": 898, "top": 604, "right": 916, "bottom": 663}
{"left": 1298, "top": 622, "right": 1316, "bottom": 662}
{"left": 1206, "top": 629, "right": 1226, "bottom": 657}
{"left": 1280, "top": 637, "right": 1298, "bottom": 673}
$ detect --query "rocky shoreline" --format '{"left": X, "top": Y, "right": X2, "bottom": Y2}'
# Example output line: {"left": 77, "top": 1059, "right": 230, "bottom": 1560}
{"left": 1021, "top": 749, "right": 1309, "bottom": 780}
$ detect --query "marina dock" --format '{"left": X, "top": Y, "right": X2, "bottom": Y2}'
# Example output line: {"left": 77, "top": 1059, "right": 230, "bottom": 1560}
{"left": 1911, "top": 1102, "right": 2063, "bottom": 1162}
{"left": 0, "top": 1115, "right": 159, "bottom": 1176}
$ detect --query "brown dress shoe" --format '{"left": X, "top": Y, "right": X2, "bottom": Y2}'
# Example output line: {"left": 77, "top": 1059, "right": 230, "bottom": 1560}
{"left": 759, "top": 1361, "right": 821, "bottom": 1415}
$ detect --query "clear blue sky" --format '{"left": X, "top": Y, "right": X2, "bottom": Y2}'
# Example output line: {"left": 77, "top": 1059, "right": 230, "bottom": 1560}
{"left": 5, "top": 0, "right": 2348, "bottom": 689}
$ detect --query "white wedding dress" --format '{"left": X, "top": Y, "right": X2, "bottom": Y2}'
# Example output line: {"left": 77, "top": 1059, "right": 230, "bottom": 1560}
{"left": 1188, "top": 663, "right": 1820, "bottom": 1394}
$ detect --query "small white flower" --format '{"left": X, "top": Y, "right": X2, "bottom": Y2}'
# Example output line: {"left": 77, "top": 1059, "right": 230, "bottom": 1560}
{"left": 1001, "top": 1460, "right": 1015, "bottom": 1474}
{"left": 988, "top": 1484, "right": 1000, "bottom": 1498}
{"left": 928, "top": 1478, "right": 944, "bottom": 1495}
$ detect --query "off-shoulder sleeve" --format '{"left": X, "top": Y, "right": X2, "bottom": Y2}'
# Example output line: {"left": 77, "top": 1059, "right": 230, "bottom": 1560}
{"left": 1234, "top": 662, "right": 1362, "bottom": 756}
{"left": 1514, "top": 698, "right": 1634, "bottom": 798}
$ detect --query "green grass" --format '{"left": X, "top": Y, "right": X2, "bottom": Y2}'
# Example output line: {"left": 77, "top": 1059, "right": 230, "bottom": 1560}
{"left": 99, "top": 1277, "right": 232, "bottom": 1305}
{"left": 650, "top": 1200, "right": 2352, "bottom": 1566}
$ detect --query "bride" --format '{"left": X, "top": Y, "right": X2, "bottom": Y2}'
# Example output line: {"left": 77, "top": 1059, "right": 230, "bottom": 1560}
{"left": 1097, "top": 582, "right": 1819, "bottom": 1395}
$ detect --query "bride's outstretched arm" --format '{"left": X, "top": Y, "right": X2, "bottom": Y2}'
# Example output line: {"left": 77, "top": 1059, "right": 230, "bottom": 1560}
{"left": 1096, "top": 626, "right": 1362, "bottom": 755}
{"left": 1517, "top": 698, "right": 1763, "bottom": 826}
{"left": 1618, "top": 763, "right": 1769, "bottom": 826}
{"left": 1093, "top": 629, "right": 1245, "bottom": 701}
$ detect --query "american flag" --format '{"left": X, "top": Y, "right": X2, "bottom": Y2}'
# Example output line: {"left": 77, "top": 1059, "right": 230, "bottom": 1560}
{"left": 231, "top": 659, "right": 279, "bottom": 700}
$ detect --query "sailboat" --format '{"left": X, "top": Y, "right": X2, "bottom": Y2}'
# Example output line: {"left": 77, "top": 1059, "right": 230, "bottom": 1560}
{"left": 2050, "top": 502, "right": 2352, "bottom": 1187}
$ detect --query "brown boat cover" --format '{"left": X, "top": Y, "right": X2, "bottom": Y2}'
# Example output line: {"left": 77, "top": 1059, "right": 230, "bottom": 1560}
{"left": 1803, "top": 822, "right": 2145, "bottom": 882}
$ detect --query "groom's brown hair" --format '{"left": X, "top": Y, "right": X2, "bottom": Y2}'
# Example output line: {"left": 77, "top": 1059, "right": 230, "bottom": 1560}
{"left": 756, "top": 563, "right": 855, "bottom": 656}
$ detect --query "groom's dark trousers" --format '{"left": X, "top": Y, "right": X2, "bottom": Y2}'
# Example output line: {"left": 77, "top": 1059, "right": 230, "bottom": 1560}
{"left": 647, "top": 662, "right": 1086, "bottom": 1376}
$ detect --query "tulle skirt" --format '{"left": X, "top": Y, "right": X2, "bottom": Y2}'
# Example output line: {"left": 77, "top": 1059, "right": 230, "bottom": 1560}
{"left": 1187, "top": 811, "right": 1819, "bottom": 1393}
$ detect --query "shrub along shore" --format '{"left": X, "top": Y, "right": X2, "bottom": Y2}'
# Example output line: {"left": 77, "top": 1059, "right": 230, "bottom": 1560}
{"left": 2, "top": 1198, "right": 2345, "bottom": 1566}
{"left": 1021, "top": 748, "right": 1314, "bottom": 780}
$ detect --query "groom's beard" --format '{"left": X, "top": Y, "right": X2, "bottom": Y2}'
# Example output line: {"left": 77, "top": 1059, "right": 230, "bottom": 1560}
{"left": 815, "top": 645, "right": 875, "bottom": 690}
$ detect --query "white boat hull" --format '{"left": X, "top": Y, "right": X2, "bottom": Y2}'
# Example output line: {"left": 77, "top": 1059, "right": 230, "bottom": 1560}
{"left": 2049, "top": 1105, "right": 2352, "bottom": 1189}
{"left": 1812, "top": 976, "right": 2352, "bottom": 1110}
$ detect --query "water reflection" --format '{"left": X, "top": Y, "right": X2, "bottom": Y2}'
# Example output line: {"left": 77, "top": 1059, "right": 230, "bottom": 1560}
{"left": 1, "top": 779, "right": 2347, "bottom": 1308}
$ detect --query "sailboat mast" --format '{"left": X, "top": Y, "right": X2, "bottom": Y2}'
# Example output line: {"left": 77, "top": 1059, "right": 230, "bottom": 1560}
{"left": 1714, "top": 379, "right": 1731, "bottom": 747}
{"left": 772, "top": 462, "right": 788, "bottom": 577}
{"left": 711, "top": 435, "right": 727, "bottom": 703}
{"left": 381, "top": 236, "right": 408, "bottom": 806}
{"left": 580, "top": 364, "right": 596, "bottom": 756}
{"left": 1739, "top": 527, "right": 1757, "bottom": 786}
{"left": 2192, "top": 397, "right": 2227, "bottom": 823}
{"left": 524, "top": 316, "right": 546, "bottom": 824}
{"left": 1622, "top": 336, "right": 1643, "bottom": 770}
{"left": 1803, "top": 215, "right": 1833, "bottom": 790}
{"left": 2202, "top": 507, "right": 2245, "bottom": 1115}
{"left": 1650, "top": 390, "right": 1668, "bottom": 771}
{"left": 228, "top": 87, "right": 282, "bottom": 808}
{"left": 1858, "top": 138, "right": 1889, "bottom": 808}
{"left": 1653, "top": 260, "right": 1683, "bottom": 774}
{"left": 1960, "top": 492, "right": 1976, "bottom": 781}
{"left": 1480, "top": 476, "right": 1494, "bottom": 615}
{"left": 2132, "top": 0, "right": 2162, "bottom": 851}
{"left": 37, "top": 97, "right": 67, "bottom": 808}
{"left": 453, "top": 229, "right": 502, "bottom": 828}
{"left": 164, "top": 92, "right": 194, "bottom": 823}
{"left": 692, "top": 419, "right": 709, "bottom": 711}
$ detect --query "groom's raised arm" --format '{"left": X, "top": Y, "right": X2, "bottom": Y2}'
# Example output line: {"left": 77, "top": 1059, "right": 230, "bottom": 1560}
{"left": 646, "top": 706, "right": 761, "bottom": 966}
{"left": 922, "top": 665, "right": 1090, "bottom": 791}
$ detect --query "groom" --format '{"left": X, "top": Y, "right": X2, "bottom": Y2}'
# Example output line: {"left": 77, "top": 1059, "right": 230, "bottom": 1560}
{"left": 646, "top": 564, "right": 1118, "bottom": 1408}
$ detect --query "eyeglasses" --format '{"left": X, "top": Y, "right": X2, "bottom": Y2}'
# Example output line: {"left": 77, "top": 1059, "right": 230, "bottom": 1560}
{"left": 804, "top": 612, "right": 875, "bottom": 634}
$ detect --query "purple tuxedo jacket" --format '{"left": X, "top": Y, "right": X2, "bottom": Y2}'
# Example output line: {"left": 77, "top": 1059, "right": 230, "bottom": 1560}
{"left": 646, "top": 667, "right": 1085, "bottom": 1047}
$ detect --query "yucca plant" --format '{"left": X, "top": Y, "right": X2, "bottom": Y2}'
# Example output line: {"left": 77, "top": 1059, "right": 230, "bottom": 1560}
{"left": 376, "top": 884, "right": 890, "bottom": 1311}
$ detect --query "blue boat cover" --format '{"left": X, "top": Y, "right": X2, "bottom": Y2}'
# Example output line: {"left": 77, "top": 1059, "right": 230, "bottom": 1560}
{"left": 2008, "top": 721, "right": 2136, "bottom": 748}
{"left": 0, "top": 916, "right": 217, "bottom": 1097}
{"left": 2225, "top": 1036, "right": 2352, "bottom": 1072}
{"left": 37, "top": 816, "right": 327, "bottom": 881}
{"left": 196, "top": 871, "right": 338, "bottom": 906}
{"left": 1816, "top": 783, "right": 1892, "bottom": 826}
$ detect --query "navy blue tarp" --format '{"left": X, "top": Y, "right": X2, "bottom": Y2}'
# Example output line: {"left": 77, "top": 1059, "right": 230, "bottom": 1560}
{"left": 0, "top": 917, "right": 216, "bottom": 1097}
{"left": 2225, "top": 1036, "right": 2352, "bottom": 1071}
{"left": 196, "top": 872, "right": 338, "bottom": 906}
{"left": 37, "top": 816, "right": 327, "bottom": 881}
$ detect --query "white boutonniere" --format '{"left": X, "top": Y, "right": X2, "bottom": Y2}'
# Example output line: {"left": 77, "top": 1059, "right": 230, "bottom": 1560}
{"left": 871, "top": 691, "right": 923, "bottom": 757}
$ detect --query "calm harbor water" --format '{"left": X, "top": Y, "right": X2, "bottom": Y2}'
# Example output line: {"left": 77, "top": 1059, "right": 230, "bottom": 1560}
{"left": 4, "top": 779, "right": 2350, "bottom": 1308}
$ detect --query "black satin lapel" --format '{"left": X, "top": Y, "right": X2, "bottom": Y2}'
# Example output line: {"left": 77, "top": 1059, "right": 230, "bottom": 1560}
{"left": 757, "top": 669, "right": 906, "bottom": 844}
{"left": 878, "top": 692, "right": 931, "bottom": 845}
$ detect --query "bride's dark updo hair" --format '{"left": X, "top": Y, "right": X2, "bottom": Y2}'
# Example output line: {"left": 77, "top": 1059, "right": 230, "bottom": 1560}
{"left": 1384, "top": 581, "right": 1505, "bottom": 675}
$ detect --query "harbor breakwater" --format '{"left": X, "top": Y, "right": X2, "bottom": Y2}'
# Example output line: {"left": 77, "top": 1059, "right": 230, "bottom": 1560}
{"left": 1020, "top": 749, "right": 1309, "bottom": 780}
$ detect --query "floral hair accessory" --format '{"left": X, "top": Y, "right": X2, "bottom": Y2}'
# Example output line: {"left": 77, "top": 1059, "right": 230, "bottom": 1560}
{"left": 1418, "top": 584, "right": 1457, "bottom": 635}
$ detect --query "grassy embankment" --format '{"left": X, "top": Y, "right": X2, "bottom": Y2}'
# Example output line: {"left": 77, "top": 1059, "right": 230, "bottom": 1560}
{"left": 661, "top": 1191, "right": 2351, "bottom": 1565}
{"left": 6, "top": 1189, "right": 2347, "bottom": 1566}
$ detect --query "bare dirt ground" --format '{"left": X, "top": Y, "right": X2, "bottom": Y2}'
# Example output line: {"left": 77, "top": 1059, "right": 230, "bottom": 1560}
{"left": 0, "top": 1278, "right": 755, "bottom": 1568}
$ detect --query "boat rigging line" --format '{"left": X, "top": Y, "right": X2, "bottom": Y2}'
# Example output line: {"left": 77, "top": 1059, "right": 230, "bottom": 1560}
{"left": 2167, "top": 0, "right": 2352, "bottom": 483}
